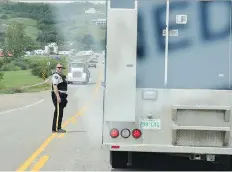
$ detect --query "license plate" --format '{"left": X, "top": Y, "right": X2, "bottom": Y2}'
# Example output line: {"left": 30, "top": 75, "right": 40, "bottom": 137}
{"left": 139, "top": 119, "right": 161, "bottom": 130}
{"left": 73, "top": 74, "right": 81, "bottom": 77}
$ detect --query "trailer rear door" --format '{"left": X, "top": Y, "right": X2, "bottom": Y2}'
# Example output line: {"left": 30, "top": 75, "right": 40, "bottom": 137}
{"left": 104, "top": 0, "right": 137, "bottom": 122}
{"left": 167, "top": 0, "right": 231, "bottom": 90}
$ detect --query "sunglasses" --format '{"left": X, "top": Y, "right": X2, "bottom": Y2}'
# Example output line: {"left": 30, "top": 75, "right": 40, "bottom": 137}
{"left": 57, "top": 67, "right": 63, "bottom": 69}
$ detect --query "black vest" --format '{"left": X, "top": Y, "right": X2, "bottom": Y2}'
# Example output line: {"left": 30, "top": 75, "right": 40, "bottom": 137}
{"left": 52, "top": 72, "right": 68, "bottom": 91}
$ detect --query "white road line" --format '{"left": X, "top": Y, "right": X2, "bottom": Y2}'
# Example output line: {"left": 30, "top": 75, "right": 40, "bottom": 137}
{"left": 0, "top": 99, "right": 44, "bottom": 115}
{"left": 21, "top": 79, "right": 50, "bottom": 89}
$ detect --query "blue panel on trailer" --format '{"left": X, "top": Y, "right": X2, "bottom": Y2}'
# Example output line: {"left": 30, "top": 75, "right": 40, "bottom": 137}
{"left": 136, "top": 0, "right": 166, "bottom": 88}
{"left": 136, "top": 0, "right": 232, "bottom": 90}
{"left": 110, "top": 0, "right": 135, "bottom": 9}
{"left": 167, "top": 1, "right": 231, "bottom": 89}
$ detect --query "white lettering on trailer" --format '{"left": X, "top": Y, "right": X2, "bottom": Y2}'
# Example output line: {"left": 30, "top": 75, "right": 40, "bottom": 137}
{"left": 176, "top": 14, "right": 187, "bottom": 24}
{"left": 162, "top": 29, "right": 179, "bottom": 36}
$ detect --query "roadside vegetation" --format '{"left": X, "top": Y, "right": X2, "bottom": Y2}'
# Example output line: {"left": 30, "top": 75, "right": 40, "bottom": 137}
{"left": 0, "top": 55, "right": 67, "bottom": 94}
{"left": 0, "top": 1, "right": 105, "bottom": 94}
{"left": 0, "top": 2, "right": 106, "bottom": 51}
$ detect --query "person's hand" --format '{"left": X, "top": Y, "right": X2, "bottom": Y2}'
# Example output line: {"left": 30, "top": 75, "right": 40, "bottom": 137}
{"left": 57, "top": 96, "right": 61, "bottom": 103}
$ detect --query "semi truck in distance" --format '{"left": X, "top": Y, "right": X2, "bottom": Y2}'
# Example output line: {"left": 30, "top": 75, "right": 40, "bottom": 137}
{"left": 67, "top": 61, "right": 90, "bottom": 85}
{"left": 102, "top": 0, "right": 232, "bottom": 170}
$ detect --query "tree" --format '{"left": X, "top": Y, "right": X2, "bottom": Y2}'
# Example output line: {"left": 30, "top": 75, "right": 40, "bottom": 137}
{"left": 0, "top": 15, "right": 8, "bottom": 19}
{"left": 0, "top": 60, "right": 4, "bottom": 82}
{"left": 99, "top": 39, "right": 106, "bottom": 50}
{"left": 24, "top": 36, "right": 40, "bottom": 51}
{"left": 4, "top": 22, "right": 27, "bottom": 60}
{"left": 0, "top": 25, "right": 5, "bottom": 46}
{"left": 82, "top": 34, "right": 95, "bottom": 50}
{"left": 31, "top": 58, "right": 67, "bottom": 79}
{"left": 0, "top": 72, "right": 3, "bottom": 81}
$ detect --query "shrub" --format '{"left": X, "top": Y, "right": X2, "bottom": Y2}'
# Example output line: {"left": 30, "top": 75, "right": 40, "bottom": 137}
{"left": 31, "top": 65, "right": 47, "bottom": 78}
{"left": 30, "top": 57, "right": 67, "bottom": 78}
{"left": 28, "top": 60, "right": 39, "bottom": 69}
{"left": 11, "top": 59, "right": 29, "bottom": 70}
{"left": 0, "top": 15, "right": 8, "bottom": 19}
{"left": 1, "top": 63, "right": 21, "bottom": 71}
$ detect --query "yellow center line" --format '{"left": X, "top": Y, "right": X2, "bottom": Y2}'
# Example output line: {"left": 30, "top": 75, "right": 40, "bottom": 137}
{"left": 30, "top": 155, "right": 49, "bottom": 171}
{"left": 57, "top": 76, "right": 101, "bottom": 139}
{"left": 57, "top": 134, "right": 65, "bottom": 138}
{"left": 16, "top": 69, "right": 103, "bottom": 171}
{"left": 16, "top": 135, "right": 55, "bottom": 172}
{"left": 71, "top": 118, "right": 76, "bottom": 124}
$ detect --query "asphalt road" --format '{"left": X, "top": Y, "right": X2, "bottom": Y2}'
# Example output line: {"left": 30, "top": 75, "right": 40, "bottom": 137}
{"left": 0, "top": 57, "right": 111, "bottom": 171}
{"left": 0, "top": 54, "right": 227, "bottom": 171}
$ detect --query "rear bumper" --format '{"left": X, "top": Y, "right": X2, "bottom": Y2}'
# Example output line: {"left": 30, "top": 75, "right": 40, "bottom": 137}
{"left": 89, "top": 64, "right": 96, "bottom": 67}
{"left": 68, "top": 77, "right": 87, "bottom": 82}
{"left": 103, "top": 144, "right": 232, "bottom": 155}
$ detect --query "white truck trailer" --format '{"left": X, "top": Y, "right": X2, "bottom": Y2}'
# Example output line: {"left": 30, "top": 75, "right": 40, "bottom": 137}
{"left": 102, "top": 0, "right": 232, "bottom": 170}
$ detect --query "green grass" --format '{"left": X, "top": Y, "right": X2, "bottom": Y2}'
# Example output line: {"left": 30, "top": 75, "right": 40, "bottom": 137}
{"left": 23, "top": 82, "right": 51, "bottom": 93}
{"left": 8, "top": 17, "right": 37, "bottom": 26}
{"left": 0, "top": 82, "right": 51, "bottom": 94}
{"left": 1, "top": 70, "right": 44, "bottom": 88}
{"left": 25, "top": 25, "right": 39, "bottom": 40}
{"left": 8, "top": 18, "right": 38, "bottom": 40}
{"left": 25, "top": 55, "right": 51, "bottom": 61}
{"left": 0, "top": 17, "right": 39, "bottom": 40}
{"left": 0, "top": 69, "right": 52, "bottom": 94}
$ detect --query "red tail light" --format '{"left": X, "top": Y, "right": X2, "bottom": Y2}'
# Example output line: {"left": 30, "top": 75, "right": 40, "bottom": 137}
{"left": 110, "top": 128, "right": 119, "bottom": 138}
{"left": 132, "top": 129, "right": 142, "bottom": 139}
{"left": 111, "top": 145, "right": 120, "bottom": 149}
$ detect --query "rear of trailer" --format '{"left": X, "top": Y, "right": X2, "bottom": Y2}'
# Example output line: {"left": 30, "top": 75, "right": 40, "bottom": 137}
{"left": 102, "top": 0, "right": 232, "bottom": 169}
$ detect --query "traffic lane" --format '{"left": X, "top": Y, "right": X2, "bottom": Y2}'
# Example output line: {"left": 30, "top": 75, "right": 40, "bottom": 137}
{"left": 0, "top": 92, "right": 47, "bottom": 112}
{"left": 68, "top": 67, "right": 98, "bottom": 87}
{"left": 0, "top": 83, "right": 96, "bottom": 171}
{"left": 14, "top": 67, "right": 102, "bottom": 171}
{"left": 24, "top": 67, "right": 105, "bottom": 171}
{"left": 33, "top": 78, "right": 111, "bottom": 171}
{"left": 0, "top": 66, "right": 97, "bottom": 113}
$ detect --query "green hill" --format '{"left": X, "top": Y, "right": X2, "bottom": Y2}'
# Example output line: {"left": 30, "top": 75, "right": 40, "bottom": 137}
{"left": 0, "top": 2, "right": 106, "bottom": 49}
{"left": 2, "top": 17, "right": 39, "bottom": 40}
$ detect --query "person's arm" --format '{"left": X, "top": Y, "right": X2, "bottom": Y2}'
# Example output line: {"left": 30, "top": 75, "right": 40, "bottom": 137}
{"left": 52, "top": 74, "right": 61, "bottom": 103}
{"left": 53, "top": 85, "right": 59, "bottom": 98}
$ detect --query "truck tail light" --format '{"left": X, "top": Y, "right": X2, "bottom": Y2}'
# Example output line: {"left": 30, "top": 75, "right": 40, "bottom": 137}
{"left": 132, "top": 129, "right": 142, "bottom": 139}
{"left": 110, "top": 128, "right": 119, "bottom": 138}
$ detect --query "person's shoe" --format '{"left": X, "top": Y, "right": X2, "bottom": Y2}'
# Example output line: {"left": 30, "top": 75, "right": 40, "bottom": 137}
{"left": 57, "top": 129, "right": 66, "bottom": 133}
{"left": 52, "top": 130, "right": 57, "bottom": 133}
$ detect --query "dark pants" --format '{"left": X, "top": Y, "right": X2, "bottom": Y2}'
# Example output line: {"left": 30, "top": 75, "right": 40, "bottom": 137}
{"left": 51, "top": 92, "right": 68, "bottom": 131}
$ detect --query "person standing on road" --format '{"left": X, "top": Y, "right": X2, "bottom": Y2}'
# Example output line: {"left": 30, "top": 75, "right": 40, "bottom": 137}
{"left": 51, "top": 63, "right": 68, "bottom": 133}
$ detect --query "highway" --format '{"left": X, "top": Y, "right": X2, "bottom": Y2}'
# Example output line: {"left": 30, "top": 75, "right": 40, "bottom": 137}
{"left": 0, "top": 55, "right": 111, "bottom": 171}
{"left": 0, "top": 53, "right": 221, "bottom": 171}
{"left": 0, "top": 54, "right": 226, "bottom": 171}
